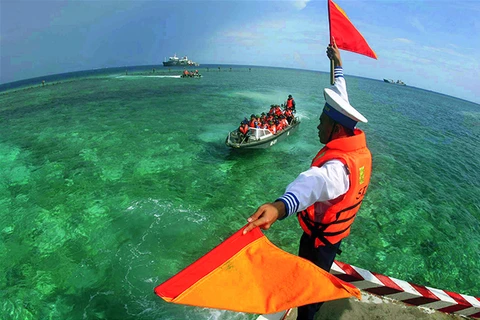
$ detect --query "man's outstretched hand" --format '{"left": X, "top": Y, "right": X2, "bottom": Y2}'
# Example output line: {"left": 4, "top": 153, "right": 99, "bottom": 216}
{"left": 243, "top": 201, "right": 286, "bottom": 234}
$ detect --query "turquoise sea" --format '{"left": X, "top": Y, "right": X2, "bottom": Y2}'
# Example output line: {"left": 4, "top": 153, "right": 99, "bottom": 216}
{"left": 1, "top": 65, "right": 479, "bottom": 320}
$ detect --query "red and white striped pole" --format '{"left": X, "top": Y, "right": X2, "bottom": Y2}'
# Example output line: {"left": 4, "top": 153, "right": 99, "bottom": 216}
{"left": 257, "top": 260, "right": 480, "bottom": 319}
{"left": 329, "top": 260, "right": 480, "bottom": 318}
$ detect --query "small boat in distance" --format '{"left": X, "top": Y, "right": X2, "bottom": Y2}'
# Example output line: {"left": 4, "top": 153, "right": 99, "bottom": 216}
{"left": 384, "top": 79, "right": 406, "bottom": 86}
{"left": 181, "top": 70, "right": 202, "bottom": 78}
{"left": 163, "top": 54, "right": 199, "bottom": 67}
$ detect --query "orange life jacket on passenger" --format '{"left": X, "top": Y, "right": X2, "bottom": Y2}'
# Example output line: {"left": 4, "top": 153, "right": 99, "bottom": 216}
{"left": 269, "top": 124, "right": 277, "bottom": 134}
{"left": 297, "top": 129, "right": 371, "bottom": 249}
{"left": 249, "top": 120, "right": 257, "bottom": 128}
{"left": 286, "top": 98, "right": 294, "bottom": 108}
{"left": 239, "top": 124, "right": 249, "bottom": 135}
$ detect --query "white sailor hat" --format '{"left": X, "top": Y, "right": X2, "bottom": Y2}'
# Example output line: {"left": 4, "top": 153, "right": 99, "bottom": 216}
{"left": 322, "top": 88, "right": 367, "bottom": 130}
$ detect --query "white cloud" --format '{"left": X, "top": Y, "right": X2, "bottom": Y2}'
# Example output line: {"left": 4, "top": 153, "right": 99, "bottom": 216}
{"left": 293, "top": 51, "right": 307, "bottom": 69}
{"left": 422, "top": 45, "right": 470, "bottom": 60}
{"left": 408, "top": 17, "right": 426, "bottom": 33}
{"left": 291, "top": 0, "right": 311, "bottom": 10}
{"left": 213, "top": 30, "right": 262, "bottom": 46}
{"left": 259, "top": 20, "right": 286, "bottom": 30}
{"left": 214, "top": 16, "right": 322, "bottom": 47}
{"left": 393, "top": 38, "right": 414, "bottom": 44}
{"left": 223, "top": 31, "right": 260, "bottom": 40}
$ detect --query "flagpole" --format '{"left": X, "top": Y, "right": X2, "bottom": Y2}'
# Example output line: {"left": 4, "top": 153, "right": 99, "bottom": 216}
{"left": 327, "top": 0, "right": 334, "bottom": 85}
{"left": 330, "top": 59, "right": 334, "bottom": 85}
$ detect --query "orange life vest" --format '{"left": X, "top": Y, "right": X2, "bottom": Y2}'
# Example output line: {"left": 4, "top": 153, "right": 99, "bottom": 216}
{"left": 297, "top": 129, "right": 371, "bottom": 248}
{"left": 269, "top": 124, "right": 277, "bottom": 134}
{"left": 239, "top": 124, "right": 249, "bottom": 135}
{"left": 286, "top": 98, "right": 294, "bottom": 108}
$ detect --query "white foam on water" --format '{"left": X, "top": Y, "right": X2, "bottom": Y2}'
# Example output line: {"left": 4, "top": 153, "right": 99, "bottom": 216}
{"left": 202, "top": 308, "right": 250, "bottom": 320}
{"left": 461, "top": 110, "right": 480, "bottom": 118}
{"left": 83, "top": 291, "right": 115, "bottom": 319}
{"left": 115, "top": 75, "right": 181, "bottom": 79}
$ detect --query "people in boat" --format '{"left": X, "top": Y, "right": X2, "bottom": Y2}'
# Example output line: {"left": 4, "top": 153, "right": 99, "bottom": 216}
{"left": 266, "top": 113, "right": 274, "bottom": 123}
{"left": 238, "top": 101, "right": 296, "bottom": 136}
{"left": 253, "top": 115, "right": 262, "bottom": 128}
{"left": 238, "top": 121, "right": 249, "bottom": 138}
{"left": 279, "top": 115, "right": 289, "bottom": 128}
{"left": 274, "top": 105, "right": 283, "bottom": 116}
{"left": 275, "top": 119, "right": 284, "bottom": 132}
{"left": 267, "top": 105, "right": 275, "bottom": 115}
{"left": 268, "top": 120, "right": 277, "bottom": 134}
{"left": 285, "top": 94, "right": 296, "bottom": 112}
{"left": 260, "top": 112, "right": 267, "bottom": 124}
{"left": 243, "top": 40, "right": 371, "bottom": 320}
{"left": 284, "top": 109, "right": 294, "bottom": 124}
{"left": 249, "top": 114, "right": 257, "bottom": 128}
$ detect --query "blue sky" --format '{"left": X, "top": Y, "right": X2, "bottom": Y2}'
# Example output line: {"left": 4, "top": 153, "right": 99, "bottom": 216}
{"left": 1, "top": 0, "right": 479, "bottom": 103}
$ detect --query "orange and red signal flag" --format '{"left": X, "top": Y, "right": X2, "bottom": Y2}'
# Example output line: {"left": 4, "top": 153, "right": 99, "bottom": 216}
{"left": 328, "top": 0, "right": 377, "bottom": 59}
{"left": 155, "top": 225, "right": 360, "bottom": 314}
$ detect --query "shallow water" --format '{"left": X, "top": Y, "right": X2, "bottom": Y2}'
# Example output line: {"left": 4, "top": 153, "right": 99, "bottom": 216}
{"left": 1, "top": 65, "right": 479, "bottom": 319}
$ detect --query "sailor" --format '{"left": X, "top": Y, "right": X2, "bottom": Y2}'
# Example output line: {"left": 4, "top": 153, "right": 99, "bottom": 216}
{"left": 286, "top": 94, "right": 296, "bottom": 111}
{"left": 243, "top": 40, "right": 372, "bottom": 320}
